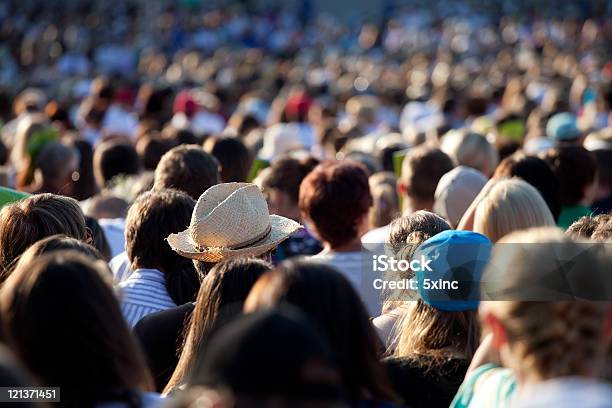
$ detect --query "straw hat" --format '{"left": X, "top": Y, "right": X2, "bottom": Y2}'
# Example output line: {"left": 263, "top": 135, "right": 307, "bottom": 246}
{"left": 167, "top": 183, "right": 302, "bottom": 262}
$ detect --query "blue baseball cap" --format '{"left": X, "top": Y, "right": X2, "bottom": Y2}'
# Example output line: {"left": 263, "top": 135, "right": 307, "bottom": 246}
{"left": 413, "top": 230, "right": 492, "bottom": 312}
{"left": 546, "top": 112, "right": 581, "bottom": 141}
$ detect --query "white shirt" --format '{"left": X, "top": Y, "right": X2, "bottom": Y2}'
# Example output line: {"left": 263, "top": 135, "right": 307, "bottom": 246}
{"left": 109, "top": 251, "right": 132, "bottom": 284}
{"left": 309, "top": 250, "right": 381, "bottom": 317}
{"left": 117, "top": 268, "right": 176, "bottom": 328}
{"left": 511, "top": 377, "right": 612, "bottom": 408}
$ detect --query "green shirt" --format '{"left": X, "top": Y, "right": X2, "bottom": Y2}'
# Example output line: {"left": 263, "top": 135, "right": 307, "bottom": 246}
{"left": 557, "top": 205, "right": 592, "bottom": 230}
{"left": 450, "top": 364, "right": 516, "bottom": 408}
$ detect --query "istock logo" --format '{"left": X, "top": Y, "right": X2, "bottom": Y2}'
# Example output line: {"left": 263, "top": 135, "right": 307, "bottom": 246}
{"left": 372, "top": 254, "right": 433, "bottom": 272}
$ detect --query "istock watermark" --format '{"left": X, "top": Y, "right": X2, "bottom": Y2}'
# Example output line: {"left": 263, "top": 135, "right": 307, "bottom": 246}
{"left": 371, "top": 254, "right": 433, "bottom": 273}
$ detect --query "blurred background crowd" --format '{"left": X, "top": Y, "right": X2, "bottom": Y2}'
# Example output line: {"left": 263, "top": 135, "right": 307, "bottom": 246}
{"left": 0, "top": 0, "right": 609, "bottom": 407}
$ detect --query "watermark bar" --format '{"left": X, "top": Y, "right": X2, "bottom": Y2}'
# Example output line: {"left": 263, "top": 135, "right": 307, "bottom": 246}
{"left": 0, "top": 387, "right": 60, "bottom": 402}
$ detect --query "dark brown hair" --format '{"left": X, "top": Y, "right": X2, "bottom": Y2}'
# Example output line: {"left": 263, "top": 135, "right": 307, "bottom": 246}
{"left": 93, "top": 141, "right": 140, "bottom": 189}
{"left": 400, "top": 146, "right": 454, "bottom": 202}
{"left": 261, "top": 156, "right": 319, "bottom": 204}
{"left": 0, "top": 194, "right": 87, "bottom": 281}
{"left": 203, "top": 137, "right": 252, "bottom": 183}
{"left": 154, "top": 145, "right": 220, "bottom": 200}
{"left": 494, "top": 153, "right": 561, "bottom": 221}
{"left": 544, "top": 146, "right": 597, "bottom": 206}
{"left": 299, "top": 161, "right": 372, "bottom": 248}
{"left": 245, "top": 260, "right": 397, "bottom": 403}
{"left": 125, "top": 189, "right": 199, "bottom": 305}
{"left": 165, "top": 258, "right": 271, "bottom": 393}
{"left": 0, "top": 251, "right": 153, "bottom": 407}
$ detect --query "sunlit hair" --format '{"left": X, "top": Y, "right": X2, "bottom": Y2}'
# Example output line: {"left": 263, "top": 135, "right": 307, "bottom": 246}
{"left": 164, "top": 258, "right": 271, "bottom": 394}
{"left": 390, "top": 301, "right": 480, "bottom": 372}
{"left": 441, "top": 131, "right": 498, "bottom": 177}
{"left": 0, "top": 251, "right": 153, "bottom": 406}
{"left": 12, "top": 114, "right": 51, "bottom": 188}
{"left": 369, "top": 172, "right": 400, "bottom": 229}
{"left": 382, "top": 211, "right": 450, "bottom": 310}
{"left": 0, "top": 194, "right": 87, "bottom": 281}
{"left": 245, "top": 260, "right": 397, "bottom": 403}
{"left": 14, "top": 235, "right": 104, "bottom": 271}
{"left": 482, "top": 228, "right": 610, "bottom": 380}
{"left": 473, "top": 178, "right": 555, "bottom": 242}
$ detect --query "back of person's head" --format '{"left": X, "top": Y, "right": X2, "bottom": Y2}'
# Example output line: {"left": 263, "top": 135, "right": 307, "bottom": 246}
{"left": 65, "top": 136, "right": 98, "bottom": 200}
{"left": 566, "top": 214, "right": 612, "bottom": 241}
{"left": 12, "top": 114, "right": 54, "bottom": 188}
{"left": 34, "top": 142, "right": 80, "bottom": 194}
{"left": 257, "top": 155, "right": 319, "bottom": 220}
{"left": 203, "top": 137, "right": 252, "bottom": 183}
{"left": 299, "top": 161, "right": 372, "bottom": 248}
{"left": 434, "top": 166, "right": 488, "bottom": 227}
{"left": 93, "top": 140, "right": 140, "bottom": 189}
{"left": 125, "top": 189, "right": 198, "bottom": 305}
{"left": 154, "top": 145, "right": 220, "bottom": 200}
{"left": 188, "top": 309, "right": 343, "bottom": 406}
{"left": 441, "top": 131, "right": 498, "bottom": 177}
{"left": 494, "top": 153, "right": 561, "bottom": 221}
{"left": 382, "top": 211, "right": 451, "bottom": 308}
{"left": 368, "top": 172, "right": 400, "bottom": 229}
{"left": 591, "top": 216, "right": 612, "bottom": 241}
{"left": 387, "top": 210, "right": 451, "bottom": 257}
{"left": 0, "top": 194, "right": 87, "bottom": 280}
{"left": 389, "top": 230, "right": 491, "bottom": 365}
{"left": 136, "top": 135, "right": 171, "bottom": 171}
{"left": 399, "top": 145, "right": 454, "bottom": 210}
{"left": 473, "top": 178, "right": 555, "bottom": 242}
{"left": 482, "top": 228, "right": 611, "bottom": 381}
{"left": 245, "top": 260, "right": 396, "bottom": 402}
{"left": 543, "top": 146, "right": 597, "bottom": 206}
{"left": 165, "top": 258, "right": 272, "bottom": 393}
{"left": 0, "top": 251, "right": 153, "bottom": 406}
{"left": 15, "top": 235, "right": 105, "bottom": 270}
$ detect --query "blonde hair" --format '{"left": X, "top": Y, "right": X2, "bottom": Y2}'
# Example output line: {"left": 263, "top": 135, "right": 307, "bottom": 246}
{"left": 12, "top": 114, "right": 51, "bottom": 188}
{"left": 391, "top": 301, "right": 480, "bottom": 371}
{"left": 441, "top": 131, "right": 499, "bottom": 177}
{"left": 482, "top": 228, "right": 610, "bottom": 380}
{"left": 473, "top": 178, "right": 555, "bottom": 242}
{"left": 368, "top": 172, "right": 400, "bottom": 229}
{"left": 0, "top": 194, "right": 87, "bottom": 280}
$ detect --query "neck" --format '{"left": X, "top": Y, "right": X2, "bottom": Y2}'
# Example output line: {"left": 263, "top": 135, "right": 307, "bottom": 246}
{"left": 402, "top": 196, "right": 433, "bottom": 214}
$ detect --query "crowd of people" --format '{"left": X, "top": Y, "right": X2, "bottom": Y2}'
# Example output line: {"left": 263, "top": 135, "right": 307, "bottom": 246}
{"left": 0, "top": 0, "right": 610, "bottom": 407}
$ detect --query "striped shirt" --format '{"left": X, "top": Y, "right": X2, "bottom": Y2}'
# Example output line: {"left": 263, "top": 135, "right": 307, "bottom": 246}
{"left": 117, "top": 268, "right": 176, "bottom": 328}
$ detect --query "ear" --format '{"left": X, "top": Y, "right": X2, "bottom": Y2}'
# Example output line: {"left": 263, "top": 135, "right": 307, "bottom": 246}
{"left": 482, "top": 312, "right": 508, "bottom": 350}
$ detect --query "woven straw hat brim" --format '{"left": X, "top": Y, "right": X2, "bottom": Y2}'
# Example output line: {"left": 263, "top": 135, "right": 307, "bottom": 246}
{"left": 167, "top": 215, "right": 302, "bottom": 262}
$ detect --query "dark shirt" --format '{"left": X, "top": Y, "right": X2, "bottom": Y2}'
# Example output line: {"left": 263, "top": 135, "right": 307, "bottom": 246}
{"left": 133, "top": 302, "right": 195, "bottom": 392}
{"left": 383, "top": 356, "right": 469, "bottom": 408}
{"left": 592, "top": 196, "right": 612, "bottom": 216}
{"left": 272, "top": 227, "right": 322, "bottom": 264}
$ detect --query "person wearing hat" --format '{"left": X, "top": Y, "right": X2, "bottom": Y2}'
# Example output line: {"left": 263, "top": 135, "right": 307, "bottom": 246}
{"left": 133, "top": 183, "right": 301, "bottom": 389}
{"left": 433, "top": 166, "right": 488, "bottom": 228}
{"left": 167, "top": 182, "right": 302, "bottom": 266}
{"left": 384, "top": 230, "right": 492, "bottom": 408}
{"left": 546, "top": 112, "right": 584, "bottom": 145}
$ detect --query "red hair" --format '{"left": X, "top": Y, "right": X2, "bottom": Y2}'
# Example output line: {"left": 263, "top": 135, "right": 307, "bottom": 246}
{"left": 299, "top": 161, "right": 372, "bottom": 247}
